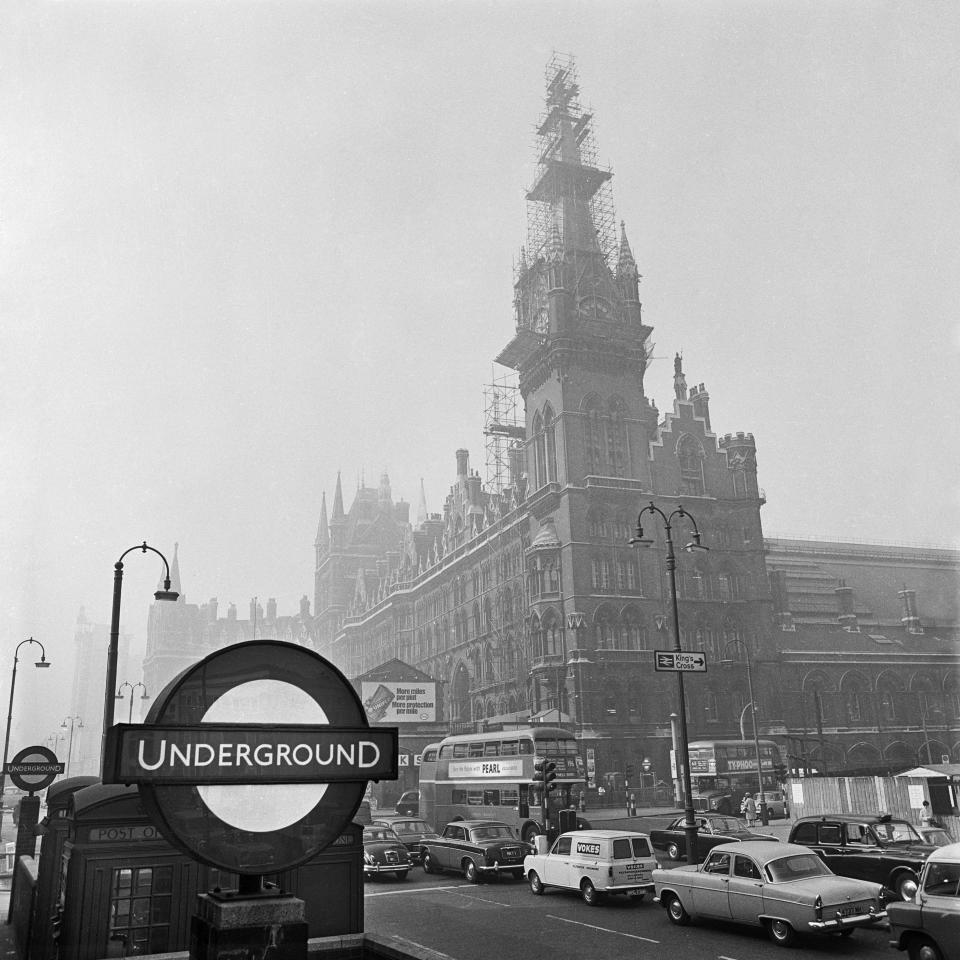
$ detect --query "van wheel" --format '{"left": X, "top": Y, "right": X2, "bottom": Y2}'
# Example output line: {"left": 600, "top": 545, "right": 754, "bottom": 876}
{"left": 666, "top": 841, "right": 682, "bottom": 861}
{"left": 665, "top": 894, "right": 690, "bottom": 926}
{"left": 767, "top": 919, "right": 797, "bottom": 947}
{"left": 529, "top": 871, "right": 544, "bottom": 895}
{"left": 581, "top": 880, "right": 602, "bottom": 906}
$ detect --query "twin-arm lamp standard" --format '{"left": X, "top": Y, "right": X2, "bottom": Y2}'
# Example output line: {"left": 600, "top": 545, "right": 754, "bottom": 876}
{"left": 629, "top": 503, "right": 707, "bottom": 865}
{"left": 0, "top": 637, "right": 52, "bottom": 837}
{"left": 101, "top": 543, "right": 178, "bottom": 778}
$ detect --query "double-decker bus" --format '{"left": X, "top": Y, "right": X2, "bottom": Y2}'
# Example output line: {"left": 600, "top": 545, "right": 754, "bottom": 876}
{"left": 419, "top": 726, "right": 587, "bottom": 842}
{"left": 671, "top": 739, "right": 784, "bottom": 814}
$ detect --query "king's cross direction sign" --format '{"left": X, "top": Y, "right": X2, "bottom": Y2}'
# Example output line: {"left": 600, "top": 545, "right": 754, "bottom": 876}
{"left": 654, "top": 650, "right": 708, "bottom": 673}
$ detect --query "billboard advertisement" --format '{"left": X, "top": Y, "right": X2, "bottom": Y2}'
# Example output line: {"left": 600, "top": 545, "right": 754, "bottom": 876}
{"left": 361, "top": 681, "right": 437, "bottom": 723}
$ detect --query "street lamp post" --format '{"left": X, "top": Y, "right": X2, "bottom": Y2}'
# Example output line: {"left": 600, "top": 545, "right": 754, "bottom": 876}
{"left": 630, "top": 502, "right": 707, "bottom": 864}
{"left": 102, "top": 543, "right": 178, "bottom": 778}
{"left": 721, "top": 639, "right": 769, "bottom": 826}
{"left": 116, "top": 681, "right": 150, "bottom": 725}
{"left": 0, "top": 638, "right": 52, "bottom": 838}
{"left": 61, "top": 716, "right": 83, "bottom": 777}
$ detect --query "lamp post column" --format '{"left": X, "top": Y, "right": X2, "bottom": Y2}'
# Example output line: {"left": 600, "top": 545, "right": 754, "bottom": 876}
{"left": 663, "top": 524, "right": 698, "bottom": 864}
{"left": 743, "top": 655, "right": 768, "bottom": 826}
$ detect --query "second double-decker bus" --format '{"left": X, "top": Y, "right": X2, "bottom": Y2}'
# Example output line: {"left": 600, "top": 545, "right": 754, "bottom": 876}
{"left": 419, "top": 726, "right": 588, "bottom": 842}
{"left": 671, "top": 739, "right": 784, "bottom": 814}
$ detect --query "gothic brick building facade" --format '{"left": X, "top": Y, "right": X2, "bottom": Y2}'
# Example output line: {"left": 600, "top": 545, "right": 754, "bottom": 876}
{"left": 140, "top": 56, "right": 959, "bottom": 789}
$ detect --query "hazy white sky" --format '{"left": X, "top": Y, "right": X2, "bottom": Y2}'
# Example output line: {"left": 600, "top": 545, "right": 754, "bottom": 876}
{"left": 2, "top": 1, "right": 958, "bottom": 739}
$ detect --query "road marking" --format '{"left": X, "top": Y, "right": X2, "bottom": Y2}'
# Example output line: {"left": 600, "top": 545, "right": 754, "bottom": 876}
{"left": 547, "top": 915, "right": 659, "bottom": 943}
{"left": 365, "top": 884, "right": 465, "bottom": 897}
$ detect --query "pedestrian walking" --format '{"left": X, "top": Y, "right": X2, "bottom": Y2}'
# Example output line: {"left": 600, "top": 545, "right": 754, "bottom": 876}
{"left": 744, "top": 795, "right": 757, "bottom": 826}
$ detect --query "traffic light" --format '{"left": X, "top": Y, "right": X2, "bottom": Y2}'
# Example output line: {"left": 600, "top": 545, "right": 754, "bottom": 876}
{"left": 533, "top": 759, "right": 546, "bottom": 786}
{"left": 543, "top": 760, "right": 557, "bottom": 793}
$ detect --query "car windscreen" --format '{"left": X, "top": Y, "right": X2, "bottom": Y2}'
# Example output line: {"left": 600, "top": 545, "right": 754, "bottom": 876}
{"left": 471, "top": 826, "right": 514, "bottom": 840}
{"left": 874, "top": 820, "right": 923, "bottom": 844}
{"left": 390, "top": 821, "right": 429, "bottom": 835}
{"left": 365, "top": 828, "right": 399, "bottom": 842}
{"left": 922, "top": 861, "right": 960, "bottom": 897}
{"left": 710, "top": 818, "right": 740, "bottom": 832}
{"left": 765, "top": 854, "right": 833, "bottom": 882}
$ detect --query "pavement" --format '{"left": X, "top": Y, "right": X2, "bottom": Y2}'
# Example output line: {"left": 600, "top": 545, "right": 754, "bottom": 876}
{"left": 0, "top": 881, "right": 15, "bottom": 960}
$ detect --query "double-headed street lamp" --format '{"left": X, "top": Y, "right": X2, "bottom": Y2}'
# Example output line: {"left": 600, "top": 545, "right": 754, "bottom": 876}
{"left": 61, "top": 715, "right": 83, "bottom": 777}
{"left": 721, "top": 639, "right": 768, "bottom": 826}
{"left": 630, "top": 502, "right": 707, "bottom": 864}
{"left": 1, "top": 637, "right": 52, "bottom": 837}
{"left": 101, "top": 543, "right": 178, "bottom": 778}
{"left": 116, "top": 681, "right": 149, "bottom": 725}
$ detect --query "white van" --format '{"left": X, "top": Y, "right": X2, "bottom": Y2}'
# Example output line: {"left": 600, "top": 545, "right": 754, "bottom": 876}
{"left": 523, "top": 829, "right": 657, "bottom": 905}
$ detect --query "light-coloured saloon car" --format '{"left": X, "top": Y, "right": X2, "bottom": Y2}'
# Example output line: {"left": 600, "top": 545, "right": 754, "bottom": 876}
{"left": 653, "top": 840, "right": 888, "bottom": 947}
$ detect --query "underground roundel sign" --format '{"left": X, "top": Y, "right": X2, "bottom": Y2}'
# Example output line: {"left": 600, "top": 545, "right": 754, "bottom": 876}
{"left": 103, "top": 640, "right": 397, "bottom": 875}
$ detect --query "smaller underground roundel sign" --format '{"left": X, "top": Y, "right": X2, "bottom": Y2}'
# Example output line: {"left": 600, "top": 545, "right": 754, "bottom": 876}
{"left": 103, "top": 640, "right": 398, "bottom": 875}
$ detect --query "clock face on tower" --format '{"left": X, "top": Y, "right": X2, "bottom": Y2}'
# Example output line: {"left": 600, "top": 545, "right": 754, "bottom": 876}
{"left": 576, "top": 294, "right": 614, "bottom": 323}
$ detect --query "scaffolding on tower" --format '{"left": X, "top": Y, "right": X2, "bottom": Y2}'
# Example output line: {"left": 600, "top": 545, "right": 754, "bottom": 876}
{"left": 524, "top": 52, "right": 617, "bottom": 269}
{"left": 483, "top": 373, "right": 525, "bottom": 494}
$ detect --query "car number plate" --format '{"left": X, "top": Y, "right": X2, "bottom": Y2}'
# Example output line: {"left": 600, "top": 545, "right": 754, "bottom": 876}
{"left": 839, "top": 905, "right": 863, "bottom": 917}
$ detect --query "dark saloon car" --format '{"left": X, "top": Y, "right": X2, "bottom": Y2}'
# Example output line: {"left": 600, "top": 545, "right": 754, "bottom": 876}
{"left": 395, "top": 790, "right": 419, "bottom": 816}
{"left": 372, "top": 816, "right": 437, "bottom": 863}
{"left": 788, "top": 813, "right": 937, "bottom": 901}
{"left": 362, "top": 825, "right": 413, "bottom": 881}
{"left": 420, "top": 819, "right": 534, "bottom": 882}
{"left": 650, "top": 813, "right": 779, "bottom": 862}
{"left": 887, "top": 841, "right": 960, "bottom": 960}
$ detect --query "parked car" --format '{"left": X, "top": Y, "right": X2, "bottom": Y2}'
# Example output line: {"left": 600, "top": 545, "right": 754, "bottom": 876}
{"left": 919, "top": 825, "right": 955, "bottom": 848}
{"left": 650, "top": 813, "right": 779, "bottom": 862}
{"left": 372, "top": 816, "right": 437, "bottom": 863}
{"left": 524, "top": 829, "right": 657, "bottom": 905}
{"left": 395, "top": 790, "right": 419, "bottom": 816}
{"left": 887, "top": 841, "right": 960, "bottom": 960}
{"left": 653, "top": 840, "right": 888, "bottom": 947}
{"left": 362, "top": 825, "right": 413, "bottom": 881}
{"left": 788, "top": 813, "right": 937, "bottom": 901}
{"left": 420, "top": 819, "right": 534, "bottom": 882}
{"left": 757, "top": 790, "right": 789, "bottom": 819}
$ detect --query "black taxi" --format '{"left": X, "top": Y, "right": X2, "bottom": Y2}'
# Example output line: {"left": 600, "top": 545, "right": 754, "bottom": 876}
{"left": 789, "top": 813, "right": 937, "bottom": 901}
{"left": 419, "top": 819, "right": 534, "bottom": 882}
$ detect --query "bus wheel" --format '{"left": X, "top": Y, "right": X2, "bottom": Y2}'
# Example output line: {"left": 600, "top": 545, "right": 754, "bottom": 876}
{"left": 522, "top": 824, "right": 539, "bottom": 844}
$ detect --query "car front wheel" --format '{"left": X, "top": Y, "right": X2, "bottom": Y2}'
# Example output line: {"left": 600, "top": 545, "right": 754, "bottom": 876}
{"left": 895, "top": 873, "right": 919, "bottom": 901}
{"left": 767, "top": 919, "right": 796, "bottom": 947}
{"left": 528, "top": 870, "right": 544, "bottom": 895}
{"left": 464, "top": 859, "right": 480, "bottom": 883}
{"left": 421, "top": 852, "right": 437, "bottom": 874}
{"left": 906, "top": 935, "right": 944, "bottom": 960}
{"left": 666, "top": 841, "right": 682, "bottom": 861}
{"left": 665, "top": 894, "right": 690, "bottom": 926}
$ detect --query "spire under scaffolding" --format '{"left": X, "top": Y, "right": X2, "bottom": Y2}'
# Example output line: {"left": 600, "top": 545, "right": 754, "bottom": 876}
{"left": 483, "top": 373, "right": 524, "bottom": 494}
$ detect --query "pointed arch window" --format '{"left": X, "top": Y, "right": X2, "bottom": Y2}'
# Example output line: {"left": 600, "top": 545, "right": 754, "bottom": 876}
{"left": 544, "top": 405, "right": 558, "bottom": 483}
{"left": 677, "top": 434, "right": 705, "bottom": 497}
{"left": 583, "top": 396, "right": 604, "bottom": 475}
{"left": 606, "top": 397, "right": 628, "bottom": 477}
